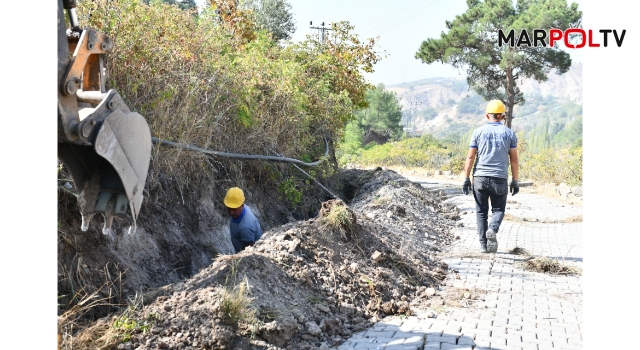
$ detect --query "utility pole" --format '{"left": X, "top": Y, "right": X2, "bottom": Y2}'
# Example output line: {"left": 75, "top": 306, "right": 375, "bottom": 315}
{"left": 310, "top": 21, "right": 332, "bottom": 43}
{"left": 408, "top": 101, "right": 422, "bottom": 137}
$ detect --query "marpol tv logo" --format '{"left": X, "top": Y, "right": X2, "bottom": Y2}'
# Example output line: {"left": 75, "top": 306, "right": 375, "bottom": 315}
{"left": 497, "top": 23, "right": 626, "bottom": 48}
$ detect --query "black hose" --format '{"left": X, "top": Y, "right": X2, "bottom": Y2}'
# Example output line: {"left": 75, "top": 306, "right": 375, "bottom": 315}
{"left": 151, "top": 136, "right": 329, "bottom": 167}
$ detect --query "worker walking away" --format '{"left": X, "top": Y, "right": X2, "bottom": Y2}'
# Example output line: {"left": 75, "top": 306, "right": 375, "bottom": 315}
{"left": 224, "top": 187, "right": 263, "bottom": 254}
{"left": 462, "top": 100, "right": 519, "bottom": 253}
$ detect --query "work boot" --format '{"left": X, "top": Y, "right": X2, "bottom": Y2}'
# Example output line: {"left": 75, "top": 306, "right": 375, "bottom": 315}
{"left": 486, "top": 228, "right": 498, "bottom": 253}
{"left": 480, "top": 243, "right": 488, "bottom": 253}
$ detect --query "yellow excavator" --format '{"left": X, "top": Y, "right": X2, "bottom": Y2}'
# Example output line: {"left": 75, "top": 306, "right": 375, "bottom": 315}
{"left": 57, "top": 0, "right": 152, "bottom": 236}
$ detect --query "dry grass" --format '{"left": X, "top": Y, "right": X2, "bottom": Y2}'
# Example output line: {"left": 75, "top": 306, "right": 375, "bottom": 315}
{"left": 443, "top": 287, "right": 486, "bottom": 308}
{"left": 219, "top": 277, "right": 257, "bottom": 326}
{"left": 503, "top": 213, "right": 582, "bottom": 223}
{"left": 218, "top": 258, "right": 257, "bottom": 327}
{"left": 58, "top": 279, "right": 124, "bottom": 350}
{"left": 323, "top": 205, "right": 353, "bottom": 231}
{"left": 61, "top": 294, "right": 157, "bottom": 350}
{"left": 508, "top": 247, "right": 530, "bottom": 255}
{"left": 58, "top": 252, "right": 131, "bottom": 350}
{"left": 521, "top": 256, "right": 581, "bottom": 275}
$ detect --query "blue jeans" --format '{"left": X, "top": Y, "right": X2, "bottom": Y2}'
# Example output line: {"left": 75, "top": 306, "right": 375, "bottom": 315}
{"left": 472, "top": 176, "right": 508, "bottom": 245}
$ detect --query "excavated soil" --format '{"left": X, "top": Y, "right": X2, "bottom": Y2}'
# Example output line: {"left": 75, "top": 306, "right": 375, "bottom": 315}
{"left": 70, "top": 169, "right": 459, "bottom": 350}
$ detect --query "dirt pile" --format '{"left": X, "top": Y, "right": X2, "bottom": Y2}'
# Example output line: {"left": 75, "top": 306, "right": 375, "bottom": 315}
{"left": 76, "top": 169, "right": 458, "bottom": 350}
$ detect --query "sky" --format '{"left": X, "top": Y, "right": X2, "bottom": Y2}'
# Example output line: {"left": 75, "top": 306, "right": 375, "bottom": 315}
{"left": 286, "top": 0, "right": 585, "bottom": 86}
{"left": 198, "top": 0, "right": 584, "bottom": 86}
{"left": 1, "top": 1, "right": 637, "bottom": 348}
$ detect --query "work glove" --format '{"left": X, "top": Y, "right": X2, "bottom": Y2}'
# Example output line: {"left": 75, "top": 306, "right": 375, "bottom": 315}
{"left": 510, "top": 179, "right": 519, "bottom": 196}
{"left": 462, "top": 177, "right": 471, "bottom": 195}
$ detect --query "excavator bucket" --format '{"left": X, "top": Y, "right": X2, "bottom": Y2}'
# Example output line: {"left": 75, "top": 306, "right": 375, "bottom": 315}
{"left": 58, "top": 0, "right": 151, "bottom": 234}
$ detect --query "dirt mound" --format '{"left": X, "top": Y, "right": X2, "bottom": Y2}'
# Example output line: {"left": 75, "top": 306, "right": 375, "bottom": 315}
{"left": 73, "top": 169, "right": 458, "bottom": 349}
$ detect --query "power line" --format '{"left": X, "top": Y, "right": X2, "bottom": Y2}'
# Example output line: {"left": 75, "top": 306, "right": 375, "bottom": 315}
{"left": 317, "top": 0, "right": 367, "bottom": 22}
{"left": 367, "top": 0, "right": 444, "bottom": 38}
{"left": 356, "top": 0, "right": 415, "bottom": 33}
{"left": 358, "top": 0, "right": 421, "bottom": 34}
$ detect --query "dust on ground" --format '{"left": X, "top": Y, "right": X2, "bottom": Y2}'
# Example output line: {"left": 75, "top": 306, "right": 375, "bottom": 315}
{"left": 66, "top": 168, "right": 463, "bottom": 350}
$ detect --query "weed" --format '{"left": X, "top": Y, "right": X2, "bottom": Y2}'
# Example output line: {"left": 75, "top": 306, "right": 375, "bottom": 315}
{"left": 359, "top": 274, "right": 377, "bottom": 297}
{"left": 307, "top": 295, "right": 324, "bottom": 304}
{"left": 111, "top": 295, "right": 154, "bottom": 342}
{"left": 278, "top": 176, "right": 302, "bottom": 208}
{"left": 258, "top": 307, "right": 280, "bottom": 322}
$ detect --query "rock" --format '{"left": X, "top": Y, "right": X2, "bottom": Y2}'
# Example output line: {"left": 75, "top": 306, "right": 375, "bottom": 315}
{"left": 319, "top": 343, "right": 330, "bottom": 350}
{"left": 371, "top": 251, "right": 383, "bottom": 263}
{"left": 425, "top": 287, "right": 436, "bottom": 297}
{"left": 117, "top": 343, "right": 133, "bottom": 350}
{"left": 571, "top": 186, "right": 582, "bottom": 197}
{"left": 316, "top": 304, "right": 330, "bottom": 313}
{"left": 299, "top": 334, "right": 317, "bottom": 341}
{"left": 339, "top": 302, "right": 357, "bottom": 316}
{"left": 319, "top": 318, "right": 342, "bottom": 336}
{"left": 380, "top": 301, "right": 396, "bottom": 314}
{"left": 305, "top": 321, "right": 322, "bottom": 336}
{"left": 557, "top": 182, "right": 571, "bottom": 199}
{"left": 261, "top": 316, "right": 298, "bottom": 347}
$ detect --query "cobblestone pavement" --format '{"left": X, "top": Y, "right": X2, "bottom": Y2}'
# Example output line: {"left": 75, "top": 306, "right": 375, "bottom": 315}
{"left": 337, "top": 178, "right": 583, "bottom": 350}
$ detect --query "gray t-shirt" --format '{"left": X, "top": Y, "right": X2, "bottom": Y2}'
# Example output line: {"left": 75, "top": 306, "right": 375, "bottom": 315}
{"left": 469, "top": 122, "right": 517, "bottom": 179}
{"left": 229, "top": 205, "right": 263, "bottom": 253}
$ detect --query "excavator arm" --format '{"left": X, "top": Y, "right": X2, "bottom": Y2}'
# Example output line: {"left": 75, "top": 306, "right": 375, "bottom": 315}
{"left": 58, "top": 0, "right": 152, "bottom": 234}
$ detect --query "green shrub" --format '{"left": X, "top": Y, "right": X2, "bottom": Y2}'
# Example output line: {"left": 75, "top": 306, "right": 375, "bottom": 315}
{"left": 520, "top": 146, "right": 582, "bottom": 186}
{"left": 76, "top": 0, "right": 381, "bottom": 197}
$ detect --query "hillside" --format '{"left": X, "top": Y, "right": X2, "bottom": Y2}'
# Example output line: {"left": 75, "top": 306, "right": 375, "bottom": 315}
{"left": 386, "top": 63, "right": 583, "bottom": 137}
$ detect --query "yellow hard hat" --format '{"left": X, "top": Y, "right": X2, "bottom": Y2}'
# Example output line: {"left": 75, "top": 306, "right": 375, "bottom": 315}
{"left": 224, "top": 187, "right": 245, "bottom": 208}
{"left": 486, "top": 100, "right": 506, "bottom": 114}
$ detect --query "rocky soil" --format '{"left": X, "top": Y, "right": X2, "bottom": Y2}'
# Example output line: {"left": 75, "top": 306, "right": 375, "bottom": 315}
{"left": 70, "top": 168, "right": 461, "bottom": 350}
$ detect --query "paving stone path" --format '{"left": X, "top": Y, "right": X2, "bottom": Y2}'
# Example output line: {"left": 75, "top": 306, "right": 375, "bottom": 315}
{"left": 337, "top": 178, "right": 583, "bottom": 350}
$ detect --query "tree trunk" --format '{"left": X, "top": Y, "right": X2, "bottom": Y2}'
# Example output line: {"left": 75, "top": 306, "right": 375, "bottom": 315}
{"left": 505, "top": 66, "right": 515, "bottom": 129}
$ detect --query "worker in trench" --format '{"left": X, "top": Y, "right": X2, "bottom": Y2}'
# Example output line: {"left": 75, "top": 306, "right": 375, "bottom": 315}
{"left": 224, "top": 187, "right": 263, "bottom": 253}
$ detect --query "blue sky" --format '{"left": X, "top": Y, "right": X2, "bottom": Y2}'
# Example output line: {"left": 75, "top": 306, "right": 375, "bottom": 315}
{"left": 196, "top": 0, "right": 584, "bottom": 86}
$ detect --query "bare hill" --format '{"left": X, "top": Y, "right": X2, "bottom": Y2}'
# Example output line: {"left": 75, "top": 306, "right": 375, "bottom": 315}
{"left": 386, "top": 63, "right": 582, "bottom": 136}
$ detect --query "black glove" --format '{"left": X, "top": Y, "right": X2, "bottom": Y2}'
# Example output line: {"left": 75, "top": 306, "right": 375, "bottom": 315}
{"left": 462, "top": 177, "right": 471, "bottom": 195}
{"left": 510, "top": 179, "right": 519, "bottom": 196}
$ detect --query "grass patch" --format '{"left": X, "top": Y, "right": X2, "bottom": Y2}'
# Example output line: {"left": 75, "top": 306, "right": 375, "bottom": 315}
{"left": 219, "top": 277, "right": 256, "bottom": 325}
{"left": 218, "top": 258, "right": 257, "bottom": 327}
{"left": 521, "top": 256, "right": 581, "bottom": 275}
{"left": 319, "top": 199, "right": 356, "bottom": 241}
{"left": 323, "top": 204, "right": 353, "bottom": 231}
{"left": 111, "top": 295, "right": 157, "bottom": 343}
